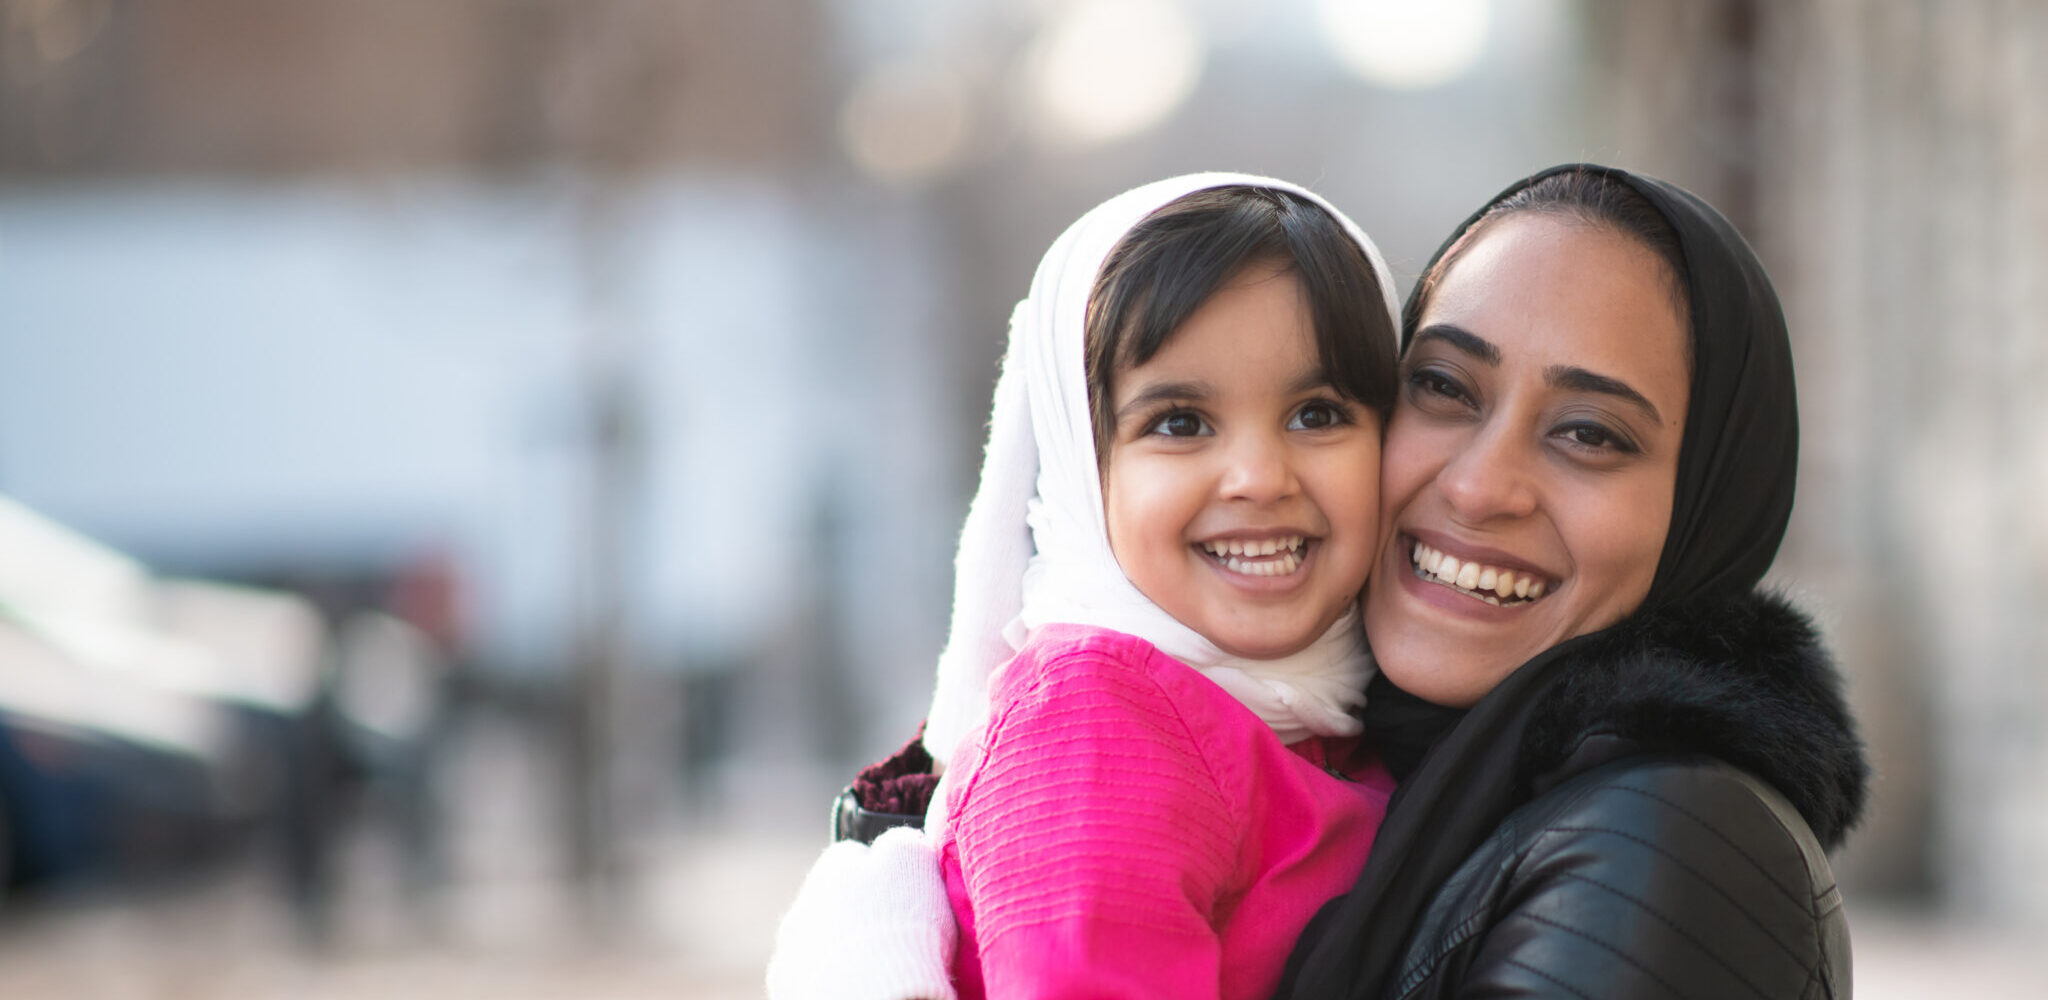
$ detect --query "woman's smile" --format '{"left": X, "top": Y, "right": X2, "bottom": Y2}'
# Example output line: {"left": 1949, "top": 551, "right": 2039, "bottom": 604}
{"left": 1400, "top": 532, "right": 1555, "bottom": 608}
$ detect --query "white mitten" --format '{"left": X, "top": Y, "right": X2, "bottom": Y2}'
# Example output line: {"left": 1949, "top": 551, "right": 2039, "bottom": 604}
{"left": 765, "top": 826, "right": 958, "bottom": 1000}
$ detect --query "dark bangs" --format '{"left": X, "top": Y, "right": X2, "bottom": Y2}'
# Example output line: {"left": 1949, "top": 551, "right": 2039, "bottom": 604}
{"left": 1083, "top": 185, "right": 1398, "bottom": 460}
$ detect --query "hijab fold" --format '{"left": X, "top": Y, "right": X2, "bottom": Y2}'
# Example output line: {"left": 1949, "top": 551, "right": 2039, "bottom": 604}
{"left": 921, "top": 173, "right": 1403, "bottom": 769}
{"left": 1279, "top": 164, "right": 1803, "bottom": 998}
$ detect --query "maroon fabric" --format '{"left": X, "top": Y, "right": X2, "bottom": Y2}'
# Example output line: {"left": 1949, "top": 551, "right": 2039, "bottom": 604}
{"left": 850, "top": 726, "right": 941, "bottom": 817}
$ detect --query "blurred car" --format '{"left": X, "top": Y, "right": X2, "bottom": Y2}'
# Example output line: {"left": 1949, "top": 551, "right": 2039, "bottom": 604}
{"left": 0, "top": 495, "right": 327, "bottom": 892}
{"left": 0, "top": 609, "right": 231, "bottom": 887}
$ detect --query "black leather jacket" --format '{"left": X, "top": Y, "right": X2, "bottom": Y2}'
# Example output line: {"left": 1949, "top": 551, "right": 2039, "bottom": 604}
{"left": 1316, "top": 591, "right": 1864, "bottom": 1000}
{"left": 1386, "top": 755, "right": 1850, "bottom": 998}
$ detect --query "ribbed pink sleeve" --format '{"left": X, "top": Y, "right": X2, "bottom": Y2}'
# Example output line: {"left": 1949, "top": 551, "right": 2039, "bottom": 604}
{"left": 948, "top": 634, "right": 1241, "bottom": 999}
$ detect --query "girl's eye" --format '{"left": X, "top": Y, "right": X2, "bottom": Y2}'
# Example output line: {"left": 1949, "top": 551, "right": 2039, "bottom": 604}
{"left": 1288, "top": 400, "right": 1350, "bottom": 431}
{"left": 1147, "top": 411, "right": 1210, "bottom": 437}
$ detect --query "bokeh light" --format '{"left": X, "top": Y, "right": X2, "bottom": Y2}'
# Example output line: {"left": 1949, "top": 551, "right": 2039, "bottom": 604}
{"left": 1021, "top": 0, "right": 1205, "bottom": 145}
{"left": 839, "top": 57, "right": 974, "bottom": 185}
{"left": 1317, "top": 0, "right": 1492, "bottom": 91}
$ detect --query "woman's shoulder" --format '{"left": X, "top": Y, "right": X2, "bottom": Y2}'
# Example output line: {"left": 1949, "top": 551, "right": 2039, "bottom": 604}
{"left": 1398, "top": 755, "right": 1850, "bottom": 999}
{"left": 1519, "top": 589, "right": 1868, "bottom": 852}
{"left": 1510, "top": 755, "right": 1842, "bottom": 905}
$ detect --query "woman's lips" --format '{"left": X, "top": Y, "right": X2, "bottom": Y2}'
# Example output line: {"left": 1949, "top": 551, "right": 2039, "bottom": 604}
{"left": 1405, "top": 535, "right": 1555, "bottom": 607}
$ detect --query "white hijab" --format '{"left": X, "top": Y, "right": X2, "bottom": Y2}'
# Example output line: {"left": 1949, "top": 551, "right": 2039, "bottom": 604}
{"left": 921, "top": 173, "right": 1403, "bottom": 768}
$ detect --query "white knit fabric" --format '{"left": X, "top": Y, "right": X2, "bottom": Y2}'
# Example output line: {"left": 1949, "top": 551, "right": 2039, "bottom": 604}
{"left": 766, "top": 827, "right": 958, "bottom": 1000}
{"left": 921, "top": 172, "right": 1402, "bottom": 767}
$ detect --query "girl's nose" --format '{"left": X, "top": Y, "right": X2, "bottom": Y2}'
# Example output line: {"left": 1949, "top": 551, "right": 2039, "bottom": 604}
{"left": 1436, "top": 423, "right": 1538, "bottom": 522}
{"left": 1219, "top": 434, "right": 1299, "bottom": 504}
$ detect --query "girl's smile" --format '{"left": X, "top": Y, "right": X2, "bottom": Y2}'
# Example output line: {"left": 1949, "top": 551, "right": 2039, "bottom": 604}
{"left": 1196, "top": 533, "right": 1308, "bottom": 578}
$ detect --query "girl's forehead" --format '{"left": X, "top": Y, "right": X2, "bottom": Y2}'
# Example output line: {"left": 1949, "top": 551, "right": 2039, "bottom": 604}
{"left": 1116, "top": 266, "right": 1316, "bottom": 380}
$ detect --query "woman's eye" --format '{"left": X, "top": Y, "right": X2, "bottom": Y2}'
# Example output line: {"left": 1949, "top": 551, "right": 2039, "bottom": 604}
{"left": 1147, "top": 411, "right": 1210, "bottom": 437}
{"left": 1555, "top": 422, "right": 1638, "bottom": 455}
{"left": 1288, "top": 401, "right": 1348, "bottom": 431}
{"left": 1406, "top": 368, "right": 1475, "bottom": 407}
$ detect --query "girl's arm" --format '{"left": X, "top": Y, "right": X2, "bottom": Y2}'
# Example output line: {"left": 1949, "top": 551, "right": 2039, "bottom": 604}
{"left": 952, "top": 644, "right": 1238, "bottom": 999}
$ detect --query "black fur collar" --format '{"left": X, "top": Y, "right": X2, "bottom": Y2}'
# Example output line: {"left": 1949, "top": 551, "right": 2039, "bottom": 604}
{"left": 1520, "top": 589, "right": 1869, "bottom": 851}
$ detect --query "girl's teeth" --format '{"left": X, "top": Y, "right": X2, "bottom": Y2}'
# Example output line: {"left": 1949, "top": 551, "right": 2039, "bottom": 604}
{"left": 1202, "top": 536, "right": 1306, "bottom": 573}
{"left": 1455, "top": 562, "right": 1481, "bottom": 590}
{"left": 1204, "top": 537, "right": 1303, "bottom": 557}
{"left": 1222, "top": 550, "right": 1302, "bottom": 576}
{"left": 1514, "top": 577, "right": 1531, "bottom": 598}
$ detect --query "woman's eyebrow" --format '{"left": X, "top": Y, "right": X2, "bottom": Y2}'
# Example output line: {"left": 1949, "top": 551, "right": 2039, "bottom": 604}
{"left": 1115, "top": 379, "right": 1209, "bottom": 421}
{"left": 1410, "top": 324, "right": 1500, "bottom": 365}
{"left": 1546, "top": 366, "right": 1663, "bottom": 422}
{"left": 1414, "top": 323, "right": 1663, "bottom": 423}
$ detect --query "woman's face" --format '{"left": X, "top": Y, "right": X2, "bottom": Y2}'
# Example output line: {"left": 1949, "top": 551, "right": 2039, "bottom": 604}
{"left": 1362, "top": 213, "right": 1691, "bottom": 707}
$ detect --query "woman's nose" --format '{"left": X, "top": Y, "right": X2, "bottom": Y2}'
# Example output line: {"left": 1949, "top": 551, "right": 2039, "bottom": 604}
{"left": 1436, "top": 424, "right": 1538, "bottom": 522}
{"left": 1218, "top": 434, "right": 1298, "bottom": 503}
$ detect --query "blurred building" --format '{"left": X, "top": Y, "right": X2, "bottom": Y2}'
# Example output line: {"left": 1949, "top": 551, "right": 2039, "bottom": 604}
{"left": 2, "top": 0, "right": 2044, "bottom": 935}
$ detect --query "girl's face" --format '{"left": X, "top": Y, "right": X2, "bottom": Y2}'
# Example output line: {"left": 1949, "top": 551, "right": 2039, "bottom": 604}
{"left": 1103, "top": 261, "right": 1382, "bottom": 660}
{"left": 1363, "top": 214, "right": 1691, "bottom": 707}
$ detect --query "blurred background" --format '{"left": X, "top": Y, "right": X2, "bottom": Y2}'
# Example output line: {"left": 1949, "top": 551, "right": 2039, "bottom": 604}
{"left": 0, "top": 0, "right": 2042, "bottom": 996}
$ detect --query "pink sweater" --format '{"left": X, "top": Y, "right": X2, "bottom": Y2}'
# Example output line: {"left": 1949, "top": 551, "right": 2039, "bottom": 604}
{"left": 938, "top": 624, "right": 1394, "bottom": 1000}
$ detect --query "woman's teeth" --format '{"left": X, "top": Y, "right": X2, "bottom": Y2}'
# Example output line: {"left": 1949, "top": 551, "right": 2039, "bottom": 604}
{"left": 1200, "top": 536, "right": 1305, "bottom": 577}
{"left": 1410, "top": 541, "right": 1548, "bottom": 605}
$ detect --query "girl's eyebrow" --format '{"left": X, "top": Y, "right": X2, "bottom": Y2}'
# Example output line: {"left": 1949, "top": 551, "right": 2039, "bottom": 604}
{"left": 1115, "top": 379, "right": 1208, "bottom": 422}
{"left": 1286, "top": 367, "right": 1335, "bottom": 395}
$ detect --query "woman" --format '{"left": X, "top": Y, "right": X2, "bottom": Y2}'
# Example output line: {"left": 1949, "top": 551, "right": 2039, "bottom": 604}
{"left": 1276, "top": 165, "right": 1865, "bottom": 997}
{"left": 772, "top": 164, "right": 1867, "bottom": 1000}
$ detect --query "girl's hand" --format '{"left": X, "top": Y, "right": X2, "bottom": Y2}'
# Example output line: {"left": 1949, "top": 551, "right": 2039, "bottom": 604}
{"left": 765, "top": 826, "right": 958, "bottom": 1000}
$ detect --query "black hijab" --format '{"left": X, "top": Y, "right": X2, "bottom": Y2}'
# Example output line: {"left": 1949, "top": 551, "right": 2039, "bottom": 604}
{"left": 1276, "top": 164, "right": 1801, "bottom": 999}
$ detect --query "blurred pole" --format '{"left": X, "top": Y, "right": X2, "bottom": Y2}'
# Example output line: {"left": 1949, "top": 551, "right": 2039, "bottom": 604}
{"left": 569, "top": 183, "right": 635, "bottom": 924}
{"left": 550, "top": 0, "right": 678, "bottom": 930}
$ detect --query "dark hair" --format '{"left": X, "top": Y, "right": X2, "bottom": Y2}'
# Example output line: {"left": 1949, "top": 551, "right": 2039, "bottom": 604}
{"left": 1408, "top": 168, "right": 1693, "bottom": 366}
{"left": 1083, "top": 185, "right": 1399, "bottom": 461}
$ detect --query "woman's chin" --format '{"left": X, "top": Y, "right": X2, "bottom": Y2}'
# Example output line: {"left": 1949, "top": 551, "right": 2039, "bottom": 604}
{"left": 1366, "top": 594, "right": 1535, "bottom": 707}
{"left": 1372, "top": 648, "right": 1511, "bottom": 709}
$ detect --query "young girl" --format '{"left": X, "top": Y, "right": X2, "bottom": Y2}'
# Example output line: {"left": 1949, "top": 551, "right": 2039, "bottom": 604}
{"left": 772, "top": 174, "right": 1402, "bottom": 1000}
